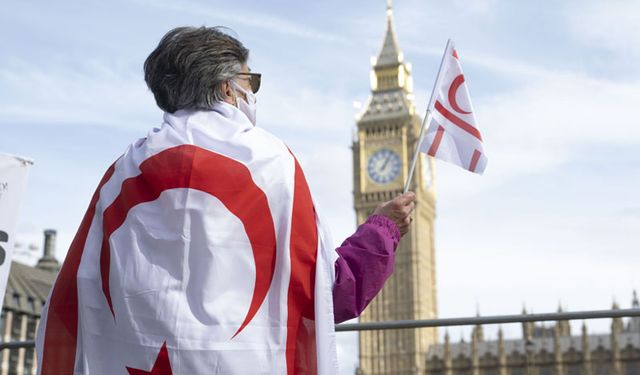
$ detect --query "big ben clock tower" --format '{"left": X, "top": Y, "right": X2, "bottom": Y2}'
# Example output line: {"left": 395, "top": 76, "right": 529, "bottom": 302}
{"left": 354, "top": 2, "right": 438, "bottom": 374}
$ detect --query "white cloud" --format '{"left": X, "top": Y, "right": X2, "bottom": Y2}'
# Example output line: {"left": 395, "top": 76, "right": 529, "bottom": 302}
{"left": 451, "top": 0, "right": 500, "bottom": 15}
{"left": 260, "top": 85, "right": 356, "bottom": 135}
{"left": 132, "top": 0, "right": 348, "bottom": 44}
{"left": 0, "top": 59, "right": 157, "bottom": 129}
{"left": 482, "top": 73, "right": 640, "bottom": 159}
{"left": 569, "top": 0, "right": 640, "bottom": 56}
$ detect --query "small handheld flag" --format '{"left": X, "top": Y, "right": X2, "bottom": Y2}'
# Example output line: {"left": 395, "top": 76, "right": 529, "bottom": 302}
{"left": 404, "top": 39, "right": 487, "bottom": 192}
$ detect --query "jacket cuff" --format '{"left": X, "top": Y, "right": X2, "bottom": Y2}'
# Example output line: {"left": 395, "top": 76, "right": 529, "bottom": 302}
{"left": 365, "top": 214, "right": 401, "bottom": 245}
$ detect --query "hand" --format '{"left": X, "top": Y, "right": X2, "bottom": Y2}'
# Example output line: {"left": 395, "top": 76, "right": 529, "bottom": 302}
{"left": 373, "top": 192, "right": 416, "bottom": 236}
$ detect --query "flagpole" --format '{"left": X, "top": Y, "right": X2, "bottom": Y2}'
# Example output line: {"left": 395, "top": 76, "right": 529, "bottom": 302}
{"left": 403, "top": 110, "right": 431, "bottom": 193}
{"left": 403, "top": 39, "right": 452, "bottom": 193}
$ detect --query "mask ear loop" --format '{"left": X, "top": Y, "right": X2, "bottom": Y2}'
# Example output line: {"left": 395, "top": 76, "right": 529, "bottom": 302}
{"left": 228, "top": 80, "right": 239, "bottom": 108}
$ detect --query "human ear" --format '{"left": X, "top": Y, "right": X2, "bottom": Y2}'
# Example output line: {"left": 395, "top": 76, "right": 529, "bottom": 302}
{"left": 221, "top": 81, "right": 236, "bottom": 105}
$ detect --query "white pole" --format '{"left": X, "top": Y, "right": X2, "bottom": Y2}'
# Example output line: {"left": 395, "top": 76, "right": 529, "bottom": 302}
{"left": 403, "top": 109, "right": 432, "bottom": 193}
{"left": 403, "top": 39, "right": 452, "bottom": 193}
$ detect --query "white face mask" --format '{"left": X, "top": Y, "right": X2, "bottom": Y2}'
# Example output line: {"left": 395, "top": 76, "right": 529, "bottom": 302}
{"left": 231, "top": 80, "right": 257, "bottom": 126}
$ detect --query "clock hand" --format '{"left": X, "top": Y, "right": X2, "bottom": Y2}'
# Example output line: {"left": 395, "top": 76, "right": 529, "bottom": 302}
{"left": 380, "top": 153, "right": 393, "bottom": 171}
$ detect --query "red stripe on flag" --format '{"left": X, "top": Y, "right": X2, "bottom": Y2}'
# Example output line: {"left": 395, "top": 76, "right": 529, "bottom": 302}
{"left": 427, "top": 125, "right": 446, "bottom": 157}
{"left": 469, "top": 149, "right": 482, "bottom": 172}
{"left": 41, "top": 163, "right": 116, "bottom": 375}
{"left": 434, "top": 100, "right": 482, "bottom": 141}
{"left": 286, "top": 153, "right": 319, "bottom": 375}
{"left": 452, "top": 48, "right": 459, "bottom": 60}
{"left": 97, "top": 145, "right": 277, "bottom": 339}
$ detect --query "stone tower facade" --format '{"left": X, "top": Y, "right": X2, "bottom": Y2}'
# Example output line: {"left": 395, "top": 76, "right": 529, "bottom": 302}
{"left": 354, "top": 2, "right": 438, "bottom": 374}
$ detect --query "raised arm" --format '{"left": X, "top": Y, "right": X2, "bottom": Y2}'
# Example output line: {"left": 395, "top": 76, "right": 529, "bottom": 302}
{"left": 332, "top": 192, "right": 416, "bottom": 323}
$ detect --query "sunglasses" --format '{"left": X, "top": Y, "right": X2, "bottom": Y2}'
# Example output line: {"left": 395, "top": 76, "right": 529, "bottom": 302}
{"left": 236, "top": 72, "right": 261, "bottom": 93}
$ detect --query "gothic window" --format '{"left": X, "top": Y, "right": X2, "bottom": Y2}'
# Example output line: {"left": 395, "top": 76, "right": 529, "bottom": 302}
{"left": 8, "top": 350, "right": 19, "bottom": 375}
{"left": 621, "top": 344, "right": 640, "bottom": 360}
{"left": 479, "top": 367, "right": 500, "bottom": 375}
{"left": 26, "top": 314, "right": 37, "bottom": 339}
{"left": 24, "top": 315, "right": 37, "bottom": 375}
{"left": 479, "top": 352, "right": 499, "bottom": 375}
{"left": 506, "top": 351, "right": 527, "bottom": 375}
{"left": 10, "top": 312, "right": 21, "bottom": 341}
{"left": 507, "top": 352, "right": 526, "bottom": 366}
{"left": 565, "top": 364, "right": 581, "bottom": 375}
{"left": 426, "top": 356, "right": 445, "bottom": 372}
{"left": 8, "top": 313, "right": 23, "bottom": 375}
{"left": 625, "top": 360, "right": 639, "bottom": 375}
{"left": 594, "top": 363, "right": 612, "bottom": 375}
{"left": 24, "top": 345, "right": 35, "bottom": 373}
{"left": 563, "top": 347, "right": 582, "bottom": 363}
{"left": 0, "top": 311, "right": 5, "bottom": 341}
{"left": 591, "top": 346, "right": 612, "bottom": 375}
{"left": 452, "top": 354, "right": 472, "bottom": 375}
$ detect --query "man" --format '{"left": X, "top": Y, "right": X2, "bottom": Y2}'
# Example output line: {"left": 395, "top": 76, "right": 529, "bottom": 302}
{"left": 36, "top": 26, "right": 415, "bottom": 374}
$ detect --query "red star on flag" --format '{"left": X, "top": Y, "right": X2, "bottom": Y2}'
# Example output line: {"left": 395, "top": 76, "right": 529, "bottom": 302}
{"left": 126, "top": 342, "right": 173, "bottom": 375}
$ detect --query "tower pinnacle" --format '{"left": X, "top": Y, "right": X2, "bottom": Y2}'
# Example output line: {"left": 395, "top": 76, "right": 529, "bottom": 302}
{"left": 375, "top": 0, "right": 402, "bottom": 68}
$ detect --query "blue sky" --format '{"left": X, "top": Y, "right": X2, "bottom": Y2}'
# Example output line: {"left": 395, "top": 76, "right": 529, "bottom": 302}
{"left": 2, "top": 0, "right": 640, "bottom": 373}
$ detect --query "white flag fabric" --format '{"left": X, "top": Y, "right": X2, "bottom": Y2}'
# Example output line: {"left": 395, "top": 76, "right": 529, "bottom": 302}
{"left": 36, "top": 103, "right": 339, "bottom": 374}
{"left": 420, "top": 40, "right": 487, "bottom": 174}
{"left": 0, "top": 153, "right": 33, "bottom": 311}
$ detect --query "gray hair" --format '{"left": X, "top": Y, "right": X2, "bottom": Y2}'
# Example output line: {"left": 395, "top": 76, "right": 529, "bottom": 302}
{"left": 144, "top": 26, "right": 249, "bottom": 113}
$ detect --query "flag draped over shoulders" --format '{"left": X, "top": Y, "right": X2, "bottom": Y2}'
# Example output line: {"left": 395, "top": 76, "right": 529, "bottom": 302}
{"left": 36, "top": 103, "right": 339, "bottom": 375}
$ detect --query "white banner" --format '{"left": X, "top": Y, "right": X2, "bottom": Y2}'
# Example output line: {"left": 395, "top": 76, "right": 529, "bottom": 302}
{"left": 0, "top": 152, "right": 34, "bottom": 311}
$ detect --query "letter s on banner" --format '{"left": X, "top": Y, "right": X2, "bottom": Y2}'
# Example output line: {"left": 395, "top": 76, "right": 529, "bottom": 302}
{"left": 0, "top": 230, "right": 7, "bottom": 265}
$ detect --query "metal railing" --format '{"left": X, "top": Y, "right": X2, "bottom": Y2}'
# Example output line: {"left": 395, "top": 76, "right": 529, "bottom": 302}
{"left": 335, "top": 308, "right": 640, "bottom": 331}
{"left": 2, "top": 308, "right": 639, "bottom": 350}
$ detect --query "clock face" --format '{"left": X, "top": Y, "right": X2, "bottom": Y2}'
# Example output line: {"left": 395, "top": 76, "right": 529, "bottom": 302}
{"left": 367, "top": 149, "right": 401, "bottom": 184}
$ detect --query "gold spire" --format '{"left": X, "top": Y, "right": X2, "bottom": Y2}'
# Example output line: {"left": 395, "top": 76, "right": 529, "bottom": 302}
{"left": 367, "top": 0, "right": 413, "bottom": 94}
{"left": 375, "top": 0, "right": 402, "bottom": 68}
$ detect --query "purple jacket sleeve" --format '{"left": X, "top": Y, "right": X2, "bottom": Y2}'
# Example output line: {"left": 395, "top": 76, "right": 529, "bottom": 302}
{"left": 332, "top": 214, "right": 400, "bottom": 323}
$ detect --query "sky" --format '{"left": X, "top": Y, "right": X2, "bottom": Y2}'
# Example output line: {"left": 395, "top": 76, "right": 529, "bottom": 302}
{"left": 2, "top": 0, "right": 640, "bottom": 373}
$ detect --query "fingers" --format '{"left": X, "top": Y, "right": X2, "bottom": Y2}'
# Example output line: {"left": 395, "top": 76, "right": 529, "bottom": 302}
{"left": 391, "top": 192, "right": 416, "bottom": 217}
{"left": 390, "top": 192, "right": 415, "bottom": 209}
{"left": 372, "top": 192, "right": 417, "bottom": 236}
{"left": 397, "top": 191, "right": 416, "bottom": 205}
{"left": 398, "top": 214, "right": 412, "bottom": 236}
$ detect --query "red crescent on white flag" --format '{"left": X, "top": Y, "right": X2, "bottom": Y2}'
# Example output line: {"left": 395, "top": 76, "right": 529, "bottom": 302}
{"left": 448, "top": 74, "right": 472, "bottom": 115}
{"left": 99, "top": 145, "right": 277, "bottom": 339}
